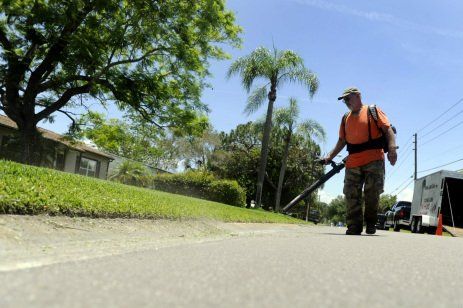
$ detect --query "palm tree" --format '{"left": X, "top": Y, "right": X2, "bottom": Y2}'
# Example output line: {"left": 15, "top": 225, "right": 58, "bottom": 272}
{"left": 273, "top": 98, "right": 326, "bottom": 212}
{"left": 227, "top": 46, "right": 319, "bottom": 208}
{"left": 109, "top": 160, "right": 151, "bottom": 187}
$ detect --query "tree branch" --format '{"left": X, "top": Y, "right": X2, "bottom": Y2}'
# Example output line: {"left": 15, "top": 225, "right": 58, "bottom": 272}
{"left": 35, "top": 83, "right": 93, "bottom": 121}
{"left": 0, "top": 27, "right": 14, "bottom": 54}
{"left": 23, "top": 1, "right": 97, "bottom": 105}
{"left": 96, "top": 47, "right": 170, "bottom": 79}
{"left": 265, "top": 171, "right": 277, "bottom": 190}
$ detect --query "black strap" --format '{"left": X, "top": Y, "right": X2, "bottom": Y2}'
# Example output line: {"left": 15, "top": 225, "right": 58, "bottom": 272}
{"left": 343, "top": 105, "right": 387, "bottom": 154}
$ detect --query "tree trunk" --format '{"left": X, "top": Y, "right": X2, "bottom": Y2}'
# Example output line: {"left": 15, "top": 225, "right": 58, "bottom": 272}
{"left": 17, "top": 118, "right": 41, "bottom": 166}
{"left": 275, "top": 131, "right": 292, "bottom": 212}
{"left": 255, "top": 87, "right": 276, "bottom": 208}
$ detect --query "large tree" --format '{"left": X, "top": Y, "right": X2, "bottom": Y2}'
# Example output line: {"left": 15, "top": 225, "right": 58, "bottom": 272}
{"left": 210, "top": 121, "right": 324, "bottom": 209}
{"left": 272, "top": 98, "right": 325, "bottom": 212}
{"left": 209, "top": 121, "right": 261, "bottom": 205}
{"left": 0, "top": 0, "right": 241, "bottom": 164}
{"left": 227, "top": 47, "right": 318, "bottom": 207}
{"left": 73, "top": 111, "right": 193, "bottom": 171}
{"left": 379, "top": 194, "right": 397, "bottom": 214}
{"left": 176, "top": 127, "right": 221, "bottom": 171}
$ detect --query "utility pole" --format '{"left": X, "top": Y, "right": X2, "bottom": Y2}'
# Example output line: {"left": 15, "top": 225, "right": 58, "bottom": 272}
{"left": 413, "top": 133, "right": 417, "bottom": 180}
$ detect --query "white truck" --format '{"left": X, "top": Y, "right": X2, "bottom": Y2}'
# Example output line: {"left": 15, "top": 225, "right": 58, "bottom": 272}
{"left": 409, "top": 170, "right": 463, "bottom": 234}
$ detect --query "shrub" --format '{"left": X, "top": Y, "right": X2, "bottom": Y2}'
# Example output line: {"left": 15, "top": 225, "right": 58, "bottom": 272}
{"left": 152, "top": 171, "right": 246, "bottom": 207}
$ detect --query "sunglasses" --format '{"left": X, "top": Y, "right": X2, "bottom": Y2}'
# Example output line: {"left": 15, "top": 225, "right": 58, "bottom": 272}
{"left": 343, "top": 94, "right": 355, "bottom": 104}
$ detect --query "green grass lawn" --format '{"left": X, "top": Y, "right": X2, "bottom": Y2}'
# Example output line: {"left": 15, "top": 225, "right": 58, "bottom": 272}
{"left": 0, "top": 160, "right": 302, "bottom": 223}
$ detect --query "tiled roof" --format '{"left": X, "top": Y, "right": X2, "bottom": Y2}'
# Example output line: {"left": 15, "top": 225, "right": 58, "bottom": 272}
{"left": 0, "top": 115, "right": 113, "bottom": 159}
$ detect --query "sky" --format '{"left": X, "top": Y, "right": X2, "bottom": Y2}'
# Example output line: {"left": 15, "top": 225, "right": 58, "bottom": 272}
{"left": 39, "top": 0, "right": 463, "bottom": 204}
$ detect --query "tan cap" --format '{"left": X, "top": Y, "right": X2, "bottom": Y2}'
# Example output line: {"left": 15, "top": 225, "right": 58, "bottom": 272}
{"left": 337, "top": 87, "right": 361, "bottom": 100}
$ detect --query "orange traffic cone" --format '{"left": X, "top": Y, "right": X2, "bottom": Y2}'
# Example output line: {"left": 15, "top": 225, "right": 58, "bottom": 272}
{"left": 436, "top": 213, "right": 443, "bottom": 236}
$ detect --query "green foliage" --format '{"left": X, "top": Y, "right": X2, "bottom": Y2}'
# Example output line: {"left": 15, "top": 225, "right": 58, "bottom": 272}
{"left": 379, "top": 194, "right": 397, "bottom": 213}
{"left": 152, "top": 171, "right": 246, "bottom": 207}
{"left": 109, "top": 160, "right": 151, "bottom": 187}
{"left": 0, "top": 0, "right": 241, "bottom": 162}
{"left": 227, "top": 47, "right": 318, "bottom": 96}
{"left": 227, "top": 46, "right": 319, "bottom": 207}
{"left": 209, "top": 121, "right": 324, "bottom": 209}
{"left": 73, "top": 112, "right": 182, "bottom": 170}
{"left": 270, "top": 98, "right": 326, "bottom": 211}
{"left": 209, "top": 122, "right": 261, "bottom": 204}
{"left": 0, "top": 160, "right": 299, "bottom": 223}
{"left": 175, "top": 127, "right": 221, "bottom": 170}
{"left": 325, "top": 195, "right": 347, "bottom": 224}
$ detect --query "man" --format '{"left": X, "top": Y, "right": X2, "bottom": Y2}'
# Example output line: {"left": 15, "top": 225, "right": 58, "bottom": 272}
{"left": 323, "top": 87, "right": 397, "bottom": 235}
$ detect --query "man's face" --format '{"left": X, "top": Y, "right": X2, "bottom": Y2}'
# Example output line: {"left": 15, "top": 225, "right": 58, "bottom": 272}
{"left": 343, "top": 93, "right": 361, "bottom": 112}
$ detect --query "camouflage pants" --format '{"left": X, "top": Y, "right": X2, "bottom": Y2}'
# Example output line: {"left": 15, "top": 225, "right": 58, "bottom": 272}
{"left": 343, "top": 160, "right": 385, "bottom": 228}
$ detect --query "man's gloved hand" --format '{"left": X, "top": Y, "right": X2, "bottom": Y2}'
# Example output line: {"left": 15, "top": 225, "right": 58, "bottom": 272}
{"left": 321, "top": 157, "right": 332, "bottom": 165}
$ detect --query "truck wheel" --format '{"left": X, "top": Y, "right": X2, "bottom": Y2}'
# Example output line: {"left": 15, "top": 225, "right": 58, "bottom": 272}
{"left": 382, "top": 220, "right": 387, "bottom": 230}
{"left": 416, "top": 218, "right": 425, "bottom": 234}
{"left": 427, "top": 227, "right": 437, "bottom": 235}
{"left": 393, "top": 220, "right": 401, "bottom": 232}
{"left": 410, "top": 217, "right": 416, "bottom": 233}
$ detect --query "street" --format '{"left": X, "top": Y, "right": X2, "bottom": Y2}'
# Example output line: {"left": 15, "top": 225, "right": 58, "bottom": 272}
{"left": 1, "top": 222, "right": 463, "bottom": 307}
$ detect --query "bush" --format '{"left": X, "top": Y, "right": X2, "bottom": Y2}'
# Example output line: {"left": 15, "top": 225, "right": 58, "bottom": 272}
{"left": 109, "top": 160, "right": 151, "bottom": 187}
{"left": 152, "top": 171, "right": 246, "bottom": 207}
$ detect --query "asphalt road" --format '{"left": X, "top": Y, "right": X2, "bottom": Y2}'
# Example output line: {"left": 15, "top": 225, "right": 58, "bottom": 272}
{"left": 2, "top": 225, "right": 463, "bottom": 307}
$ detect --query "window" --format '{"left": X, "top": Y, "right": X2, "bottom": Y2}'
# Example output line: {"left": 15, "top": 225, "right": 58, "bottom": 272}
{"left": 55, "top": 152, "right": 65, "bottom": 171}
{"left": 78, "top": 157, "right": 98, "bottom": 177}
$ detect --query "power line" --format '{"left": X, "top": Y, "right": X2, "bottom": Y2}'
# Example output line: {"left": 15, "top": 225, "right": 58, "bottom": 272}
{"left": 419, "top": 142, "right": 463, "bottom": 164}
{"left": 417, "top": 97, "right": 463, "bottom": 134}
{"left": 388, "top": 174, "right": 413, "bottom": 194}
{"left": 420, "top": 118, "right": 463, "bottom": 147}
{"left": 386, "top": 148, "right": 413, "bottom": 180}
{"left": 418, "top": 158, "right": 463, "bottom": 174}
{"left": 399, "top": 138, "right": 413, "bottom": 156}
{"left": 395, "top": 179, "right": 414, "bottom": 197}
{"left": 399, "top": 135, "right": 413, "bottom": 152}
{"left": 420, "top": 109, "right": 463, "bottom": 139}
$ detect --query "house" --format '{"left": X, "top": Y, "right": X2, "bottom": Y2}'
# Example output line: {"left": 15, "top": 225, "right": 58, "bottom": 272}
{"left": 0, "top": 115, "right": 113, "bottom": 179}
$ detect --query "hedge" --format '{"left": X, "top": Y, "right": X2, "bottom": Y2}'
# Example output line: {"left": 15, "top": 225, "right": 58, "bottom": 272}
{"left": 152, "top": 171, "right": 246, "bottom": 207}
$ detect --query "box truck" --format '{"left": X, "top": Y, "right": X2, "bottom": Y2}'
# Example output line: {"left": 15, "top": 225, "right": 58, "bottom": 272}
{"left": 409, "top": 170, "right": 463, "bottom": 235}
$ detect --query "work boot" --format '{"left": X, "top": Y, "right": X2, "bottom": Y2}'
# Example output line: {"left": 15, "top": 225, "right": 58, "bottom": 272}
{"left": 345, "top": 225, "right": 362, "bottom": 235}
{"left": 365, "top": 224, "right": 376, "bottom": 235}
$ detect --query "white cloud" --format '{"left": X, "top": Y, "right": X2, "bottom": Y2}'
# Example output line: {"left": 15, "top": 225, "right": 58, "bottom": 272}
{"left": 292, "top": 0, "right": 463, "bottom": 39}
{"left": 398, "top": 187, "right": 413, "bottom": 202}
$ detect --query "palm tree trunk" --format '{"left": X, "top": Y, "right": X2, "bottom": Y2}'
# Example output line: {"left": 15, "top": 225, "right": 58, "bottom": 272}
{"left": 255, "top": 89, "right": 276, "bottom": 208}
{"left": 275, "top": 131, "right": 292, "bottom": 212}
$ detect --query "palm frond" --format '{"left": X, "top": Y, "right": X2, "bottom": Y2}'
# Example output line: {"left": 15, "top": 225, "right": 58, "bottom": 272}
{"left": 281, "top": 67, "right": 319, "bottom": 97}
{"left": 298, "top": 119, "right": 326, "bottom": 142}
{"left": 273, "top": 97, "right": 300, "bottom": 128}
{"left": 227, "top": 47, "right": 275, "bottom": 92}
{"left": 288, "top": 97, "right": 300, "bottom": 119}
{"left": 244, "top": 85, "right": 268, "bottom": 115}
{"left": 276, "top": 50, "right": 304, "bottom": 72}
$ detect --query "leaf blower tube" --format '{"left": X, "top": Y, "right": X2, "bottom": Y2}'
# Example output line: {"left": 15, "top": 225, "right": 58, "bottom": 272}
{"left": 282, "top": 157, "right": 347, "bottom": 213}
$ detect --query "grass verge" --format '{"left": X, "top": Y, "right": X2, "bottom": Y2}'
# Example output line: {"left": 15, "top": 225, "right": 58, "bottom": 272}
{"left": 0, "top": 160, "right": 302, "bottom": 223}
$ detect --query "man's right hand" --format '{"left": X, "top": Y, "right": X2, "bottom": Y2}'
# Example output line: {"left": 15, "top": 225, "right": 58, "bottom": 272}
{"left": 321, "top": 157, "right": 332, "bottom": 165}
